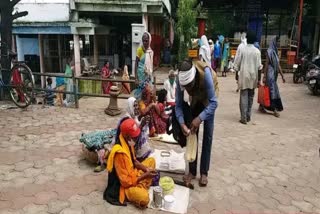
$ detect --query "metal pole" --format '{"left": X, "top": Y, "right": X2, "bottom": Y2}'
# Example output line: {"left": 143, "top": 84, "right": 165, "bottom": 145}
{"left": 38, "top": 34, "right": 45, "bottom": 88}
{"left": 297, "top": 0, "right": 304, "bottom": 57}
{"left": 58, "top": 35, "right": 62, "bottom": 73}
{"left": 72, "top": 68, "right": 79, "bottom": 108}
{"left": 93, "top": 34, "right": 98, "bottom": 65}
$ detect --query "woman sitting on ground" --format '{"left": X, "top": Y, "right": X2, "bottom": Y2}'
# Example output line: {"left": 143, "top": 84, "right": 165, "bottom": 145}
{"left": 104, "top": 119, "right": 157, "bottom": 208}
{"left": 114, "top": 97, "right": 153, "bottom": 162}
{"left": 138, "top": 84, "right": 157, "bottom": 136}
{"left": 138, "top": 86, "right": 168, "bottom": 135}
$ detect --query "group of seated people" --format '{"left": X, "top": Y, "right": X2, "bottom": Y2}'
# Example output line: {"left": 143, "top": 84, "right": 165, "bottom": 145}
{"left": 103, "top": 70, "right": 177, "bottom": 208}
{"left": 132, "top": 70, "right": 177, "bottom": 137}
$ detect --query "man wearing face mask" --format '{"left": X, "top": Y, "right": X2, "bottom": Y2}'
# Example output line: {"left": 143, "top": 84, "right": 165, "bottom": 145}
{"left": 164, "top": 70, "right": 177, "bottom": 106}
{"left": 175, "top": 59, "right": 218, "bottom": 187}
{"left": 104, "top": 119, "right": 157, "bottom": 208}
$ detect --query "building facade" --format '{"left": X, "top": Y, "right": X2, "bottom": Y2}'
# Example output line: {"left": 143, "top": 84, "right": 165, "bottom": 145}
{"left": 13, "top": 0, "right": 172, "bottom": 87}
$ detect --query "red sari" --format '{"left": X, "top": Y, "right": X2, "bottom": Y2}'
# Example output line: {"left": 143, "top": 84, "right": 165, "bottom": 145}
{"left": 12, "top": 68, "right": 25, "bottom": 102}
{"left": 152, "top": 103, "right": 168, "bottom": 134}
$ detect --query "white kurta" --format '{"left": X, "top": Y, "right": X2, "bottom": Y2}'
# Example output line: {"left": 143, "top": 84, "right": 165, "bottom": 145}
{"left": 164, "top": 79, "right": 176, "bottom": 103}
{"left": 234, "top": 44, "right": 262, "bottom": 90}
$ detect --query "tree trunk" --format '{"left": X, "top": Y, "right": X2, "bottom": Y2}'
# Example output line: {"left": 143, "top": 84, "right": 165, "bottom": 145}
{"left": 0, "top": 0, "right": 27, "bottom": 99}
{"left": 1, "top": 5, "right": 13, "bottom": 88}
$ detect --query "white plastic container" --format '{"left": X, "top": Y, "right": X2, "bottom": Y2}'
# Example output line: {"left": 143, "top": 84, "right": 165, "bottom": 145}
{"left": 163, "top": 195, "right": 175, "bottom": 210}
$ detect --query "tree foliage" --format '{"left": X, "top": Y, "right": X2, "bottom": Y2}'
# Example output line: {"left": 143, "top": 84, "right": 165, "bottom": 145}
{"left": 176, "top": 0, "right": 197, "bottom": 62}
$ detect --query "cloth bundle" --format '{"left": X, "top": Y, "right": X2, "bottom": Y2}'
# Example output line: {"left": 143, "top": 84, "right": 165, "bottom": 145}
{"left": 185, "top": 134, "right": 197, "bottom": 162}
{"left": 79, "top": 129, "right": 117, "bottom": 151}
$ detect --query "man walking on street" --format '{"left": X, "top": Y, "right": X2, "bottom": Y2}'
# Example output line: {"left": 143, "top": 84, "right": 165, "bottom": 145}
{"left": 175, "top": 59, "right": 218, "bottom": 187}
{"left": 234, "top": 31, "right": 262, "bottom": 124}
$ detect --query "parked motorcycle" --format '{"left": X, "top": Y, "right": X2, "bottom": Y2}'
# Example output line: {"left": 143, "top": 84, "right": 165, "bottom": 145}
{"left": 293, "top": 52, "right": 312, "bottom": 84}
{"left": 306, "top": 55, "right": 320, "bottom": 95}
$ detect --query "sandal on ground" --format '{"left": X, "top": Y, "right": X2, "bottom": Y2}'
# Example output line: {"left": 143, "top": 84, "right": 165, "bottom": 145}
{"left": 259, "top": 106, "right": 267, "bottom": 113}
{"left": 183, "top": 173, "right": 196, "bottom": 183}
{"left": 239, "top": 119, "right": 247, "bottom": 125}
{"left": 94, "top": 164, "right": 106, "bottom": 173}
{"left": 199, "top": 175, "right": 208, "bottom": 187}
{"left": 274, "top": 111, "right": 280, "bottom": 118}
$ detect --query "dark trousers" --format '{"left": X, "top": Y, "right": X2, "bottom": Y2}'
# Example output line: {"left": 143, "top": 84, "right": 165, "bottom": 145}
{"left": 239, "top": 89, "right": 255, "bottom": 122}
{"left": 188, "top": 103, "right": 215, "bottom": 176}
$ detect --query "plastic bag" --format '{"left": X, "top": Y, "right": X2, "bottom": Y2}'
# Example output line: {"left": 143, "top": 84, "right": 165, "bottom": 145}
{"left": 185, "top": 134, "right": 197, "bottom": 162}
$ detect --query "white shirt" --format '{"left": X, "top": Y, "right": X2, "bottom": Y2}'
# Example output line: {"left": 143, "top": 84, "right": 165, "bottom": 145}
{"left": 234, "top": 44, "right": 262, "bottom": 90}
{"left": 164, "top": 79, "right": 176, "bottom": 103}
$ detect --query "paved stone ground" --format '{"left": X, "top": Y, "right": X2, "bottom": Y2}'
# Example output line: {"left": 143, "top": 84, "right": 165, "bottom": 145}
{"left": 0, "top": 72, "right": 320, "bottom": 214}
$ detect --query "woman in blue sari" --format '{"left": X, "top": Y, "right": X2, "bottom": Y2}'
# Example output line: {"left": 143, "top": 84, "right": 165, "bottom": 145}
{"left": 259, "top": 37, "right": 286, "bottom": 117}
{"left": 134, "top": 32, "right": 154, "bottom": 99}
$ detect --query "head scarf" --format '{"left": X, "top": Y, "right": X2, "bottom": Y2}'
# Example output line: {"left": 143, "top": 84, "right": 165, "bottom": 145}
{"left": 178, "top": 65, "right": 196, "bottom": 88}
{"left": 126, "top": 97, "right": 136, "bottom": 118}
{"left": 267, "top": 37, "right": 279, "bottom": 71}
{"left": 142, "top": 32, "right": 152, "bottom": 51}
{"left": 241, "top": 35, "right": 247, "bottom": 46}
{"left": 254, "top": 42, "right": 260, "bottom": 49}
{"left": 218, "top": 35, "right": 225, "bottom": 44}
{"left": 208, "top": 39, "right": 214, "bottom": 53}
{"left": 199, "top": 35, "right": 211, "bottom": 65}
{"left": 125, "top": 97, "right": 141, "bottom": 126}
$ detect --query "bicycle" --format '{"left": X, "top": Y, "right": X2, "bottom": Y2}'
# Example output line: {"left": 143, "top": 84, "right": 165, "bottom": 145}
{"left": 0, "top": 42, "right": 35, "bottom": 108}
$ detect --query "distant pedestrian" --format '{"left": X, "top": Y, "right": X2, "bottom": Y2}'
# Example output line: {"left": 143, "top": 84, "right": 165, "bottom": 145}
{"left": 45, "top": 77, "right": 55, "bottom": 106}
{"left": 64, "top": 57, "right": 75, "bottom": 106}
{"left": 208, "top": 39, "right": 214, "bottom": 56}
{"left": 259, "top": 37, "right": 285, "bottom": 117}
{"left": 221, "top": 37, "right": 230, "bottom": 77}
{"left": 213, "top": 39, "right": 221, "bottom": 72}
{"left": 234, "top": 34, "right": 247, "bottom": 92}
{"left": 134, "top": 32, "right": 154, "bottom": 99}
{"left": 55, "top": 77, "right": 65, "bottom": 106}
{"left": 199, "top": 35, "right": 211, "bottom": 67}
{"left": 234, "top": 31, "right": 262, "bottom": 124}
{"left": 101, "top": 61, "right": 112, "bottom": 94}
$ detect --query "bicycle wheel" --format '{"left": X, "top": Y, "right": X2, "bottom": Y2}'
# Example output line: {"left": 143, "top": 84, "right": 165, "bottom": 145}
{"left": 9, "top": 63, "right": 35, "bottom": 108}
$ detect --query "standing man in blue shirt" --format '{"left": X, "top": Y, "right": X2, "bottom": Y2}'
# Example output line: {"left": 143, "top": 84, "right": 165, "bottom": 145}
{"left": 213, "top": 38, "right": 222, "bottom": 73}
{"left": 175, "top": 59, "right": 218, "bottom": 187}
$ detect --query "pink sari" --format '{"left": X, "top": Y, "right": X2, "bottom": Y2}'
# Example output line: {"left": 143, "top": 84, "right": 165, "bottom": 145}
{"left": 101, "top": 65, "right": 112, "bottom": 94}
